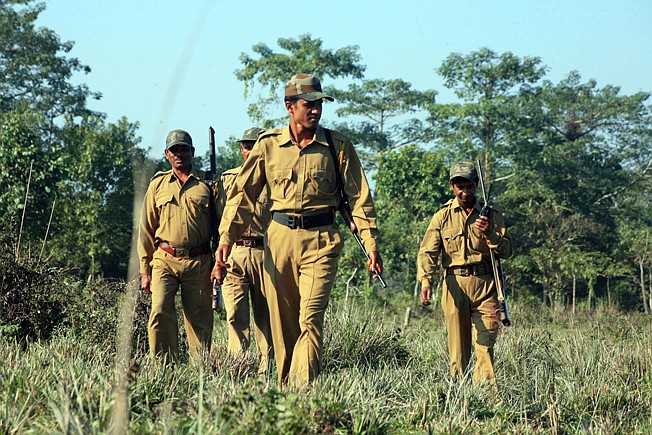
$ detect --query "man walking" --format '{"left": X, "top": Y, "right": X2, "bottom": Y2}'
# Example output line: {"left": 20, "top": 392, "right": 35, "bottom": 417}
{"left": 214, "top": 127, "right": 273, "bottom": 375}
{"left": 215, "top": 74, "right": 383, "bottom": 386}
{"left": 418, "top": 161, "right": 512, "bottom": 390}
{"left": 138, "top": 129, "right": 216, "bottom": 361}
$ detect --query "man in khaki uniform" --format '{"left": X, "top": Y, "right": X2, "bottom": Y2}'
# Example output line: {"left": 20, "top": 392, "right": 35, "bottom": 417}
{"left": 138, "top": 129, "right": 217, "bottom": 361}
{"left": 214, "top": 74, "right": 383, "bottom": 386}
{"left": 418, "top": 162, "right": 512, "bottom": 389}
{"left": 214, "top": 127, "right": 273, "bottom": 375}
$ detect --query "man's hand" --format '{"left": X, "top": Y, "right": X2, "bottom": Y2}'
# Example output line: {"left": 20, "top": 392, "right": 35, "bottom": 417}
{"left": 141, "top": 273, "right": 152, "bottom": 296}
{"left": 367, "top": 251, "right": 383, "bottom": 278}
{"left": 420, "top": 286, "right": 432, "bottom": 306}
{"left": 216, "top": 244, "right": 232, "bottom": 270}
{"left": 210, "top": 261, "right": 226, "bottom": 285}
{"left": 475, "top": 215, "right": 492, "bottom": 236}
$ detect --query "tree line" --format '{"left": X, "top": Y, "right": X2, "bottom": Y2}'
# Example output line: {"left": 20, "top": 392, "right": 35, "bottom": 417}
{"left": 2, "top": 1, "right": 651, "bottom": 313}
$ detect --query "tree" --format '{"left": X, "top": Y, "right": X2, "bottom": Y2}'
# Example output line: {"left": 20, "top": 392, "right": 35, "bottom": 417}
{"left": 369, "top": 145, "right": 449, "bottom": 295}
{"left": 49, "top": 116, "right": 144, "bottom": 279}
{"left": 500, "top": 71, "right": 652, "bottom": 309}
{"left": 429, "top": 48, "right": 547, "bottom": 180}
{"left": 0, "top": 108, "right": 62, "bottom": 243}
{"left": 235, "top": 34, "right": 365, "bottom": 128}
{"left": 327, "top": 79, "right": 436, "bottom": 163}
{"left": 0, "top": 0, "right": 100, "bottom": 141}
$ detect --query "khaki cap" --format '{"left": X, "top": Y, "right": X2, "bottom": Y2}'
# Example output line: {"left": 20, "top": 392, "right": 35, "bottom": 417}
{"left": 165, "top": 129, "right": 193, "bottom": 150}
{"left": 449, "top": 162, "right": 478, "bottom": 181}
{"left": 285, "top": 74, "right": 334, "bottom": 102}
{"left": 241, "top": 127, "right": 265, "bottom": 142}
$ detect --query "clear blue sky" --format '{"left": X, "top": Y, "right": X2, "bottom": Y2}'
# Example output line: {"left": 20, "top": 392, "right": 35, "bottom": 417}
{"left": 37, "top": 0, "right": 652, "bottom": 158}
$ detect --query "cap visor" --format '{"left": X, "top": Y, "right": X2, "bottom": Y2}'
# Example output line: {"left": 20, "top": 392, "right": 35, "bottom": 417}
{"left": 299, "top": 92, "right": 334, "bottom": 102}
{"left": 450, "top": 174, "right": 476, "bottom": 181}
{"left": 167, "top": 141, "right": 192, "bottom": 150}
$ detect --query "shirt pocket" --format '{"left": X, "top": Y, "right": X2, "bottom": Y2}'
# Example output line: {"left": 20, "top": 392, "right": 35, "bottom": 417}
{"left": 269, "top": 168, "right": 294, "bottom": 201}
{"left": 155, "top": 193, "right": 176, "bottom": 222}
{"left": 441, "top": 227, "right": 464, "bottom": 256}
{"left": 468, "top": 223, "right": 488, "bottom": 254}
{"left": 308, "top": 168, "right": 337, "bottom": 198}
{"left": 188, "top": 193, "right": 210, "bottom": 217}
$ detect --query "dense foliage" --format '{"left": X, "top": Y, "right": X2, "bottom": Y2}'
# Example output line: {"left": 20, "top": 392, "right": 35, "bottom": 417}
{"left": 1, "top": 0, "right": 651, "bottom": 325}
{"left": 1, "top": 2, "right": 651, "bottom": 432}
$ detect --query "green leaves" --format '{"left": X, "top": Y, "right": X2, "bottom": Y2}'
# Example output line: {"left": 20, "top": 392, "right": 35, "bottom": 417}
{"left": 0, "top": 0, "right": 99, "bottom": 129}
{"left": 235, "top": 34, "right": 365, "bottom": 128}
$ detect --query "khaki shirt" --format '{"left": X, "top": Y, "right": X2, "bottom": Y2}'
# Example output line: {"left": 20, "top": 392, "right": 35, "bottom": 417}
{"left": 417, "top": 197, "right": 512, "bottom": 289}
{"left": 218, "top": 165, "right": 271, "bottom": 240}
{"left": 219, "top": 124, "right": 379, "bottom": 252}
{"left": 138, "top": 168, "right": 219, "bottom": 274}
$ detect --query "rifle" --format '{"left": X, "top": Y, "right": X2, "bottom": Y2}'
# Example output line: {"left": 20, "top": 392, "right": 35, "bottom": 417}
{"left": 207, "top": 126, "right": 217, "bottom": 181}
{"left": 206, "top": 127, "right": 222, "bottom": 311}
{"left": 339, "top": 197, "right": 387, "bottom": 288}
{"left": 324, "top": 129, "right": 387, "bottom": 288}
{"left": 212, "top": 278, "right": 224, "bottom": 312}
{"left": 476, "top": 160, "right": 511, "bottom": 327}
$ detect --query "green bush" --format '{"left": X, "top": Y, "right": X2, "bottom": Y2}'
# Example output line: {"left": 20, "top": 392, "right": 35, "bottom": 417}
{"left": 0, "top": 230, "right": 68, "bottom": 341}
{"left": 0, "top": 226, "right": 150, "bottom": 351}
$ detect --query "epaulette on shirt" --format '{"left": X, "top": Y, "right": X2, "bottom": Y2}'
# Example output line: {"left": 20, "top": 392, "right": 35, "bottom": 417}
{"left": 258, "top": 128, "right": 283, "bottom": 140}
{"left": 220, "top": 166, "right": 241, "bottom": 180}
{"left": 150, "top": 169, "right": 172, "bottom": 181}
{"left": 434, "top": 198, "right": 455, "bottom": 218}
{"left": 222, "top": 167, "right": 240, "bottom": 176}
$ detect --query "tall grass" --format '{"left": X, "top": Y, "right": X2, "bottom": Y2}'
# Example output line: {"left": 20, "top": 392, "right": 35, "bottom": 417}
{"left": 1, "top": 300, "right": 650, "bottom": 433}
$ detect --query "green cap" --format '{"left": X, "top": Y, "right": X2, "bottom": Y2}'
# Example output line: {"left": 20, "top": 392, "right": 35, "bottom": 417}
{"left": 165, "top": 129, "right": 193, "bottom": 150}
{"left": 449, "top": 161, "right": 478, "bottom": 181}
{"left": 241, "top": 127, "right": 265, "bottom": 142}
{"left": 285, "top": 74, "right": 334, "bottom": 102}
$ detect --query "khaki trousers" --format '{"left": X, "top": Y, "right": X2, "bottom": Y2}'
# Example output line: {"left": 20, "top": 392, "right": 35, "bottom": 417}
{"left": 222, "top": 244, "right": 273, "bottom": 375}
{"left": 264, "top": 220, "right": 344, "bottom": 386}
{"left": 148, "top": 249, "right": 214, "bottom": 360}
{"left": 442, "top": 273, "right": 500, "bottom": 386}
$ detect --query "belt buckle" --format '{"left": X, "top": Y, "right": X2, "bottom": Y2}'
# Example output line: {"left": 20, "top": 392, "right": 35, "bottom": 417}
{"left": 460, "top": 268, "right": 470, "bottom": 277}
{"left": 287, "top": 214, "right": 301, "bottom": 229}
{"left": 243, "top": 239, "right": 255, "bottom": 248}
{"left": 175, "top": 247, "right": 190, "bottom": 258}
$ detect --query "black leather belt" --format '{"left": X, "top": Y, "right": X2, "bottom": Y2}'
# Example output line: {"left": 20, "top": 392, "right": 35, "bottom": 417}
{"left": 446, "top": 263, "right": 492, "bottom": 277}
{"left": 273, "top": 211, "right": 334, "bottom": 229}
{"left": 235, "top": 237, "right": 264, "bottom": 248}
{"left": 158, "top": 241, "right": 211, "bottom": 258}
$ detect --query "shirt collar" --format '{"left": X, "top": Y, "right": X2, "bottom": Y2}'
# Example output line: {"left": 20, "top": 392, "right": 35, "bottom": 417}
{"left": 452, "top": 197, "right": 482, "bottom": 212}
{"left": 278, "top": 124, "right": 329, "bottom": 147}
{"left": 167, "top": 167, "right": 203, "bottom": 182}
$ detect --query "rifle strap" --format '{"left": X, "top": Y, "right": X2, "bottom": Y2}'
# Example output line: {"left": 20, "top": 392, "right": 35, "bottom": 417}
{"left": 324, "top": 128, "right": 348, "bottom": 207}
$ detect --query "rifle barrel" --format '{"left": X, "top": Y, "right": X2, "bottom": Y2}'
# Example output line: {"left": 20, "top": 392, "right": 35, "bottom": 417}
{"left": 476, "top": 159, "right": 511, "bottom": 327}
{"left": 208, "top": 126, "right": 216, "bottom": 178}
{"left": 352, "top": 231, "right": 387, "bottom": 288}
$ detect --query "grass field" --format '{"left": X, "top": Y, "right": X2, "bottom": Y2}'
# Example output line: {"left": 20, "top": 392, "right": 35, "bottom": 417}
{"left": 1, "top": 300, "right": 651, "bottom": 434}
